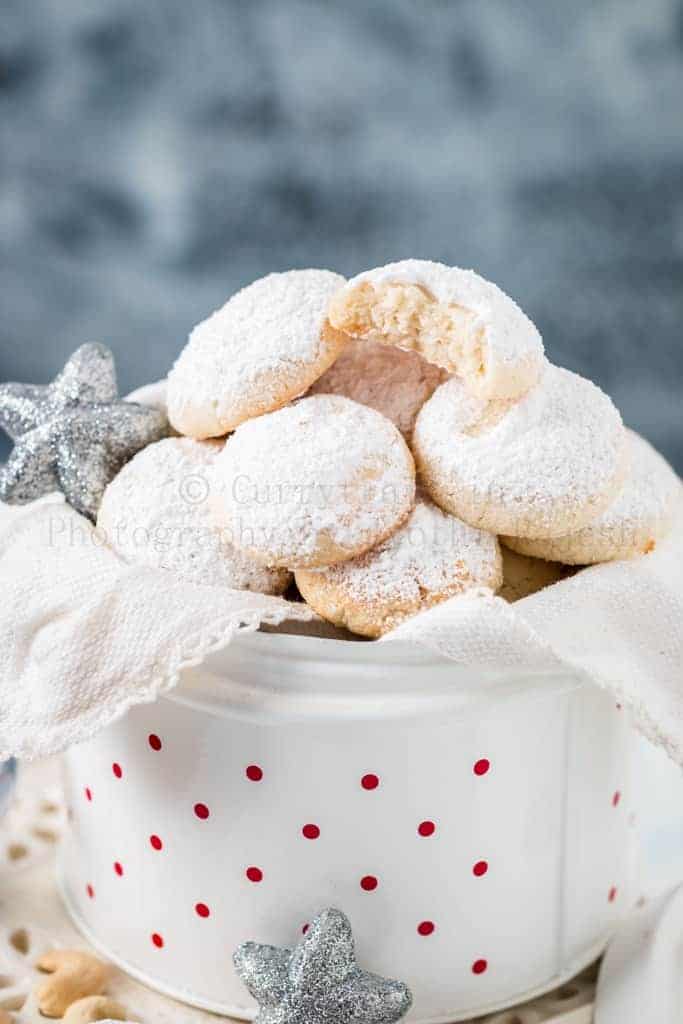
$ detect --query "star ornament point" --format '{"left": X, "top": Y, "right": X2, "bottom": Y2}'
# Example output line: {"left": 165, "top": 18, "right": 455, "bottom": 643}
{"left": 233, "top": 908, "right": 413, "bottom": 1024}
{"left": 0, "top": 343, "right": 168, "bottom": 521}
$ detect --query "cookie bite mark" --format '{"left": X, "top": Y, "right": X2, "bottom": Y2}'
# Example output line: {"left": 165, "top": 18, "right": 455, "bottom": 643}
{"left": 328, "top": 260, "right": 544, "bottom": 401}
{"left": 167, "top": 269, "right": 348, "bottom": 438}
{"left": 296, "top": 496, "right": 502, "bottom": 638}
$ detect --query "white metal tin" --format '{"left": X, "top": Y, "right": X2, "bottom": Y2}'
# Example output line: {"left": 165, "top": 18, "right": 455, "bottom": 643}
{"left": 59, "top": 632, "right": 637, "bottom": 1022}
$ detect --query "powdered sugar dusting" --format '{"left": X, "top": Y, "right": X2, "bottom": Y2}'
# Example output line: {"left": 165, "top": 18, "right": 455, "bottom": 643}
{"left": 413, "top": 363, "right": 627, "bottom": 538}
{"left": 309, "top": 337, "right": 447, "bottom": 436}
{"left": 210, "top": 394, "right": 416, "bottom": 568}
{"left": 97, "top": 437, "right": 291, "bottom": 594}
{"left": 167, "top": 269, "right": 346, "bottom": 436}
{"left": 504, "top": 430, "right": 681, "bottom": 563}
{"left": 301, "top": 493, "right": 499, "bottom": 606}
{"left": 346, "top": 259, "right": 544, "bottom": 398}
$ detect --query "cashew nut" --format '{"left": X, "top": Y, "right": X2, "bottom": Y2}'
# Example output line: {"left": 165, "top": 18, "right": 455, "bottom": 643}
{"left": 35, "top": 950, "right": 109, "bottom": 1018}
{"left": 62, "top": 995, "right": 129, "bottom": 1024}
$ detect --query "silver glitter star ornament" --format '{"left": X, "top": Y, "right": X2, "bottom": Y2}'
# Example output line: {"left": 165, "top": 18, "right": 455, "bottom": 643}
{"left": 0, "top": 343, "right": 168, "bottom": 521}
{"left": 233, "top": 908, "right": 413, "bottom": 1024}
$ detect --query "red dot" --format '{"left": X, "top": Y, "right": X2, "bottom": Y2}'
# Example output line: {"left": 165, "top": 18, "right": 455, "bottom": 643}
{"left": 246, "top": 765, "right": 263, "bottom": 782}
{"left": 609, "top": 886, "right": 618, "bottom": 903}
{"left": 418, "top": 820, "right": 436, "bottom": 837}
{"left": 150, "top": 834, "right": 163, "bottom": 851}
{"left": 195, "top": 902, "right": 210, "bottom": 918}
{"left": 612, "top": 791, "right": 621, "bottom": 807}
{"left": 86, "top": 884, "right": 95, "bottom": 899}
{"left": 473, "top": 759, "right": 490, "bottom": 776}
{"left": 361, "top": 773, "right": 379, "bottom": 790}
{"left": 360, "top": 875, "right": 378, "bottom": 891}
{"left": 418, "top": 921, "right": 435, "bottom": 936}
{"left": 114, "top": 861, "right": 123, "bottom": 877}
{"left": 302, "top": 923, "right": 309, "bottom": 935}
{"left": 84, "top": 787, "right": 92, "bottom": 802}
{"left": 473, "top": 860, "right": 489, "bottom": 877}
{"left": 148, "top": 734, "right": 162, "bottom": 752}
{"left": 246, "top": 866, "right": 263, "bottom": 883}
{"left": 112, "top": 763, "right": 123, "bottom": 779}
{"left": 472, "top": 959, "right": 488, "bottom": 975}
{"left": 302, "top": 824, "right": 320, "bottom": 840}
{"left": 194, "top": 802, "right": 210, "bottom": 820}
{"left": 151, "top": 933, "right": 164, "bottom": 949}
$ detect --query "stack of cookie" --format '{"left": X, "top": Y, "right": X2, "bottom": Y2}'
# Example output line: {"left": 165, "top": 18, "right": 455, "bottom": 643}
{"left": 98, "top": 262, "right": 680, "bottom": 638}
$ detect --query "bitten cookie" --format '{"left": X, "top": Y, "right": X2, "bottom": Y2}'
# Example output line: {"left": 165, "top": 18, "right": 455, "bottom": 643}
{"left": 296, "top": 496, "right": 502, "bottom": 638}
{"left": 309, "top": 337, "right": 447, "bottom": 437}
{"left": 328, "top": 259, "right": 544, "bottom": 401}
{"left": 209, "top": 395, "right": 416, "bottom": 569}
{"left": 499, "top": 547, "right": 570, "bottom": 602}
{"left": 504, "top": 430, "right": 680, "bottom": 564}
{"left": 167, "top": 269, "right": 348, "bottom": 438}
{"left": 98, "top": 437, "right": 291, "bottom": 594}
{"left": 412, "top": 363, "right": 628, "bottom": 539}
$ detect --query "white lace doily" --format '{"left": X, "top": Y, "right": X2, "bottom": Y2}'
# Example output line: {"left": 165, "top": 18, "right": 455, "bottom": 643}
{"left": 0, "top": 760, "right": 595, "bottom": 1024}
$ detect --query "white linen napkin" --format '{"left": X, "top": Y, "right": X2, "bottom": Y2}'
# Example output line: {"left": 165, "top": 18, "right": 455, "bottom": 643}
{"left": 1, "top": 490, "right": 682, "bottom": 763}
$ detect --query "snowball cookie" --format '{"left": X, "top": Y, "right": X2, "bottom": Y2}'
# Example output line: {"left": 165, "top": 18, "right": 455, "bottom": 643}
{"left": 412, "top": 364, "right": 628, "bottom": 539}
{"left": 309, "top": 337, "right": 447, "bottom": 437}
{"left": 499, "top": 547, "right": 570, "bottom": 603}
{"left": 97, "top": 437, "right": 291, "bottom": 594}
{"left": 167, "top": 269, "right": 348, "bottom": 438}
{"left": 296, "top": 496, "right": 502, "bottom": 638}
{"left": 328, "top": 259, "right": 544, "bottom": 401}
{"left": 504, "top": 430, "right": 681, "bottom": 564}
{"left": 209, "top": 395, "right": 416, "bottom": 569}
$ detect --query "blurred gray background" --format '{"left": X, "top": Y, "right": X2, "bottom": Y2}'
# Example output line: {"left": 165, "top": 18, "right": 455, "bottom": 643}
{"left": 1, "top": 0, "right": 682, "bottom": 466}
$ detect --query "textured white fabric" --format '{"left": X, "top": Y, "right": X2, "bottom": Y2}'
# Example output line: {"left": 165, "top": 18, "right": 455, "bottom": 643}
{"left": 1, "top": 494, "right": 682, "bottom": 764}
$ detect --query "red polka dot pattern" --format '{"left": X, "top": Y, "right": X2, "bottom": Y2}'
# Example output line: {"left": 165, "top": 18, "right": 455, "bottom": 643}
{"left": 151, "top": 933, "right": 164, "bottom": 948}
{"left": 417, "top": 921, "right": 435, "bottom": 936}
{"left": 112, "top": 763, "right": 123, "bottom": 779}
{"left": 150, "top": 835, "right": 163, "bottom": 851}
{"left": 246, "top": 765, "right": 263, "bottom": 782}
{"left": 361, "top": 774, "right": 379, "bottom": 790}
{"left": 302, "top": 824, "right": 320, "bottom": 840}
{"left": 194, "top": 803, "right": 210, "bottom": 820}
{"left": 195, "top": 903, "right": 210, "bottom": 918}
{"left": 612, "top": 791, "right": 621, "bottom": 807}
{"left": 609, "top": 887, "right": 618, "bottom": 903}
{"left": 86, "top": 884, "right": 94, "bottom": 899}
{"left": 302, "top": 923, "right": 309, "bottom": 935}
{"left": 473, "top": 759, "right": 490, "bottom": 776}
{"left": 360, "top": 875, "right": 378, "bottom": 891}
{"left": 472, "top": 959, "right": 488, "bottom": 975}
{"left": 148, "top": 734, "right": 162, "bottom": 752}
{"left": 473, "top": 860, "right": 488, "bottom": 877}
{"left": 85, "top": 787, "right": 92, "bottom": 802}
{"left": 246, "top": 867, "right": 263, "bottom": 883}
{"left": 418, "top": 821, "right": 435, "bottom": 837}
{"left": 114, "top": 861, "right": 123, "bottom": 877}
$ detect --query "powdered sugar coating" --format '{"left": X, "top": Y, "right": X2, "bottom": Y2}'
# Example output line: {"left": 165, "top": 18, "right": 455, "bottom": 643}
{"left": 504, "top": 430, "right": 681, "bottom": 564}
{"left": 330, "top": 259, "right": 544, "bottom": 400}
{"left": 309, "top": 337, "right": 447, "bottom": 437}
{"left": 413, "top": 363, "right": 628, "bottom": 539}
{"left": 167, "top": 269, "right": 347, "bottom": 438}
{"left": 296, "top": 495, "right": 501, "bottom": 637}
{"left": 125, "top": 379, "right": 168, "bottom": 414}
{"left": 97, "top": 437, "right": 291, "bottom": 594}
{"left": 209, "top": 394, "right": 416, "bottom": 568}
